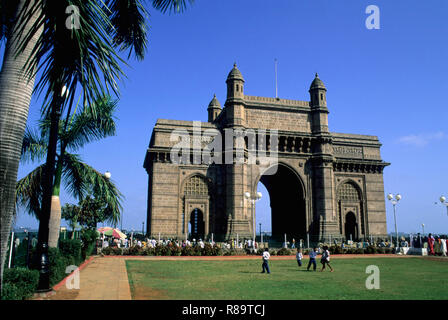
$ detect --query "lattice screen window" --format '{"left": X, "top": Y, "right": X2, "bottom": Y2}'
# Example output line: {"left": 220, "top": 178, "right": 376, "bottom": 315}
{"left": 184, "top": 176, "right": 208, "bottom": 195}
{"left": 338, "top": 182, "right": 360, "bottom": 201}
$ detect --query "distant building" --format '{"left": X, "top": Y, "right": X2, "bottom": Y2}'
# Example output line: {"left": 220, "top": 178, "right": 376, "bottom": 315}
{"left": 144, "top": 64, "right": 389, "bottom": 242}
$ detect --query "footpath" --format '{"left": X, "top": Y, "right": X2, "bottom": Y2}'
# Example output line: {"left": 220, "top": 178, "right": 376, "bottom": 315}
{"left": 38, "top": 257, "right": 131, "bottom": 300}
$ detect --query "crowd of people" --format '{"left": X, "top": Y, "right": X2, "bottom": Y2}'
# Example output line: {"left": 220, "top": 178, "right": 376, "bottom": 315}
{"left": 99, "top": 232, "right": 447, "bottom": 257}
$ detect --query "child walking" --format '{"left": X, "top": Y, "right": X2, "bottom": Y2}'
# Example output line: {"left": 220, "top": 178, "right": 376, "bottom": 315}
{"left": 296, "top": 248, "right": 303, "bottom": 267}
{"left": 307, "top": 247, "right": 318, "bottom": 271}
{"left": 320, "top": 245, "right": 334, "bottom": 272}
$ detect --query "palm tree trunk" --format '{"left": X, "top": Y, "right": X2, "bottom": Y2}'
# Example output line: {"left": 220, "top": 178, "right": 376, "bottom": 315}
{"left": 48, "top": 195, "right": 61, "bottom": 248}
{"left": 48, "top": 159, "right": 63, "bottom": 248}
{"left": 0, "top": 0, "right": 41, "bottom": 290}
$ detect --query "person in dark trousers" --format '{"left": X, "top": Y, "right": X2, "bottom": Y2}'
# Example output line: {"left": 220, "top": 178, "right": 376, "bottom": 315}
{"left": 307, "top": 247, "right": 318, "bottom": 271}
{"left": 296, "top": 248, "right": 303, "bottom": 267}
{"left": 320, "top": 245, "right": 334, "bottom": 272}
{"left": 261, "top": 248, "right": 271, "bottom": 274}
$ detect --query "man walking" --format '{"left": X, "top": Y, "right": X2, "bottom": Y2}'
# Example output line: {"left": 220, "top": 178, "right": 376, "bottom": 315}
{"left": 307, "top": 247, "right": 318, "bottom": 271}
{"left": 261, "top": 248, "right": 271, "bottom": 274}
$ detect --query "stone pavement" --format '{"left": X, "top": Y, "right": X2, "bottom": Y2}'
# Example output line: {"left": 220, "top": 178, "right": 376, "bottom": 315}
{"left": 48, "top": 257, "right": 131, "bottom": 300}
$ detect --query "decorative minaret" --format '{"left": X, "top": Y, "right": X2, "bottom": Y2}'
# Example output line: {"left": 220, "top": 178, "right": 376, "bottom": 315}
{"left": 207, "top": 94, "right": 221, "bottom": 122}
{"left": 223, "top": 63, "right": 250, "bottom": 240}
{"left": 225, "top": 63, "right": 245, "bottom": 127}
{"left": 309, "top": 73, "right": 329, "bottom": 134}
{"left": 309, "top": 73, "right": 337, "bottom": 242}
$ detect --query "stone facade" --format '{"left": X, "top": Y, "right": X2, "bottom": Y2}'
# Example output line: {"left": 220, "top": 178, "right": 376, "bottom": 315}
{"left": 143, "top": 64, "right": 390, "bottom": 242}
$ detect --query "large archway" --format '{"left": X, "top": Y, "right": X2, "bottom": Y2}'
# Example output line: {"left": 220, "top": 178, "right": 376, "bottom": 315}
{"left": 256, "top": 164, "right": 306, "bottom": 242}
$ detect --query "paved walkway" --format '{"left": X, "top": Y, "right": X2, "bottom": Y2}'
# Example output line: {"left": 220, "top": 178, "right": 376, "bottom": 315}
{"left": 48, "top": 257, "right": 131, "bottom": 300}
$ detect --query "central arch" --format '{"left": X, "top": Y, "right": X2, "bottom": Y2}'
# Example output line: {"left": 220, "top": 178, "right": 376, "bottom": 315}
{"left": 255, "top": 163, "right": 307, "bottom": 242}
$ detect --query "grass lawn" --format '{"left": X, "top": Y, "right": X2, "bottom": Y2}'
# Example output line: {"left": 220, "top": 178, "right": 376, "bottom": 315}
{"left": 126, "top": 257, "right": 448, "bottom": 300}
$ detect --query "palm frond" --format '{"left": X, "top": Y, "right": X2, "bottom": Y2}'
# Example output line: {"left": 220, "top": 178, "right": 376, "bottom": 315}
{"left": 62, "top": 152, "right": 124, "bottom": 226}
{"left": 0, "top": 0, "right": 20, "bottom": 43}
{"left": 21, "top": 125, "right": 48, "bottom": 163}
{"left": 62, "top": 95, "right": 118, "bottom": 151}
{"left": 151, "top": 0, "right": 194, "bottom": 14}
{"left": 16, "top": 164, "right": 45, "bottom": 220}
{"left": 16, "top": 0, "right": 125, "bottom": 115}
{"left": 105, "top": 0, "right": 149, "bottom": 60}
{"left": 62, "top": 153, "right": 88, "bottom": 201}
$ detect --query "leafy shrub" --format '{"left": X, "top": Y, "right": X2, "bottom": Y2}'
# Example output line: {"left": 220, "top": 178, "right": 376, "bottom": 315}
{"left": 329, "top": 245, "right": 343, "bottom": 254}
{"left": 59, "top": 239, "right": 82, "bottom": 265}
{"left": 384, "top": 247, "right": 395, "bottom": 254}
{"left": 277, "top": 248, "right": 293, "bottom": 256}
{"left": 377, "top": 248, "right": 386, "bottom": 254}
{"left": 212, "top": 246, "right": 223, "bottom": 256}
{"left": 223, "top": 248, "right": 246, "bottom": 256}
{"left": 127, "top": 245, "right": 143, "bottom": 256}
{"left": 1, "top": 268, "right": 39, "bottom": 300}
{"left": 365, "top": 245, "right": 377, "bottom": 254}
{"left": 354, "top": 248, "right": 365, "bottom": 254}
{"left": 181, "top": 246, "right": 195, "bottom": 256}
{"left": 101, "top": 247, "right": 113, "bottom": 255}
{"left": 48, "top": 247, "right": 70, "bottom": 286}
{"left": 170, "top": 246, "right": 182, "bottom": 256}
{"left": 201, "top": 244, "right": 215, "bottom": 256}
{"left": 80, "top": 229, "right": 98, "bottom": 259}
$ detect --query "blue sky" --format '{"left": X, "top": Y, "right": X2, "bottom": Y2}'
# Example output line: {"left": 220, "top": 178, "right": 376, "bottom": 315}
{"left": 11, "top": 0, "right": 448, "bottom": 235}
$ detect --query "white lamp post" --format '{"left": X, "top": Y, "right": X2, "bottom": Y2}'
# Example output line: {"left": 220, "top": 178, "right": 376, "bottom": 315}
{"left": 387, "top": 193, "right": 401, "bottom": 251}
{"left": 421, "top": 223, "right": 425, "bottom": 236}
{"left": 440, "top": 196, "right": 448, "bottom": 216}
{"left": 244, "top": 191, "right": 262, "bottom": 250}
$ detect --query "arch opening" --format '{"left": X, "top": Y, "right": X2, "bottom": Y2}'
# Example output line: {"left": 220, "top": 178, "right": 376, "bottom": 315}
{"left": 345, "top": 211, "right": 358, "bottom": 240}
{"left": 189, "top": 208, "right": 204, "bottom": 240}
{"left": 256, "top": 164, "right": 306, "bottom": 243}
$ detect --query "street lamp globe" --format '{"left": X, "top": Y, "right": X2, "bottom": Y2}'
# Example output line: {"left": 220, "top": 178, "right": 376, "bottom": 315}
{"left": 256, "top": 192, "right": 262, "bottom": 200}
{"left": 244, "top": 192, "right": 251, "bottom": 199}
{"left": 387, "top": 193, "right": 394, "bottom": 201}
{"left": 440, "top": 196, "right": 446, "bottom": 203}
{"left": 104, "top": 171, "right": 111, "bottom": 179}
{"left": 395, "top": 194, "right": 402, "bottom": 201}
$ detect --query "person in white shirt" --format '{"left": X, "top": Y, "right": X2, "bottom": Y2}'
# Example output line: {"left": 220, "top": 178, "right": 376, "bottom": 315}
{"left": 320, "top": 246, "right": 334, "bottom": 272}
{"left": 441, "top": 238, "right": 447, "bottom": 257}
{"left": 296, "top": 248, "right": 303, "bottom": 267}
{"left": 307, "top": 247, "right": 318, "bottom": 271}
{"left": 261, "top": 248, "right": 271, "bottom": 274}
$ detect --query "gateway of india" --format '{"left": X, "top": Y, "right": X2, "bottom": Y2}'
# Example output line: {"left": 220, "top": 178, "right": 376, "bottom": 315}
{"left": 143, "top": 64, "right": 389, "bottom": 243}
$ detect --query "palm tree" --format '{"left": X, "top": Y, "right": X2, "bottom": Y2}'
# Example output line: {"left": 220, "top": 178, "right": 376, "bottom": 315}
{"left": 0, "top": 0, "right": 193, "bottom": 288}
{"left": 16, "top": 95, "right": 123, "bottom": 247}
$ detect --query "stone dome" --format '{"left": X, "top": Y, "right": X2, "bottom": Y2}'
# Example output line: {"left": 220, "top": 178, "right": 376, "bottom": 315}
{"left": 226, "top": 63, "right": 244, "bottom": 82}
{"left": 310, "top": 73, "right": 326, "bottom": 90}
{"left": 208, "top": 94, "right": 221, "bottom": 109}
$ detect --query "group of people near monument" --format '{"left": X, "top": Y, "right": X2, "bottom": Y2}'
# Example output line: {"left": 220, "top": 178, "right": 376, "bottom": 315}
{"left": 261, "top": 246, "right": 334, "bottom": 274}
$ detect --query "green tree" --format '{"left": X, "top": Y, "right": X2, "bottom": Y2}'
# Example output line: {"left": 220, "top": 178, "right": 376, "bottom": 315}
{"left": 0, "top": 0, "right": 193, "bottom": 289}
{"left": 16, "top": 95, "right": 123, "bottom": 247}
{"left": 61, "top": 203, "right": 80, "bottom": 239}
